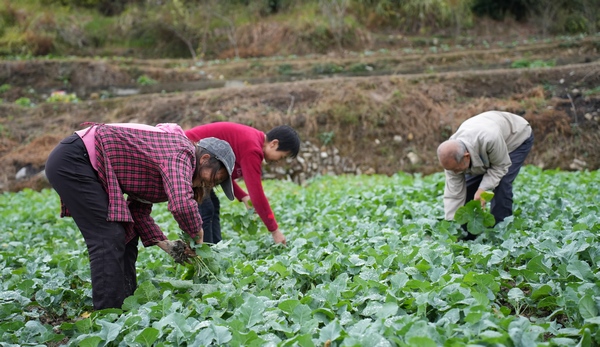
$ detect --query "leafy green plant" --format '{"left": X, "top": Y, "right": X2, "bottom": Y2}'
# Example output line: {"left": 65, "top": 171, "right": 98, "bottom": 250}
{"left": 14, "top": 97, "right": 33, "bottom": 107}
{"left": 136, "top": 74, "right": 158, "bottom": 86}
{"left": 312, "top": 63, "right": 344, "bottom": 75}
{"left": 46, "top": 91, "right": 79, "bottom": 103}
{"left": 583, "top": 86, "right": 600, "bottom": 96}
{"left": 454, "top": 191, "right": 496, "bottom": 235}
{"left": 318, "top": 131, "right": 335, "bottom": 145}
{"left": 277, "top": 63, "right": 294, "bottom": 75}
{"left": 0, "top": 83, "right": 11, "bottom": 93}
{"left": 347, "top": 63, "right": 371, "bottom": 73}
{"left": 511, "top": 59, "right": 556, "bottom": 68}
{"left": 1, "top": 168, "right": 600, "bottom": 346}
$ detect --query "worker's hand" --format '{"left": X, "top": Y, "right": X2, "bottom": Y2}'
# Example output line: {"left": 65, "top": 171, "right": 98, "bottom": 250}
{"left": 194, "top": 228, "right": 204, "bottom": 245}
{"left": 156, "top": 240, "right": 196, "bottom": 264}
{"left": 271, "top": 228, "right": 286, "bottom": 245}
{"left": 241, "top": 196, "right": 252, "bottom": 210}
{"left": 474, "top": 188, "right": 486, "bottom": 209}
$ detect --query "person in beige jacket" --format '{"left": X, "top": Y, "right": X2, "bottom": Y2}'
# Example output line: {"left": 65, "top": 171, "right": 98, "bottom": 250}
{"left": 437, "top": 111, "right": 534, "bottom": 235}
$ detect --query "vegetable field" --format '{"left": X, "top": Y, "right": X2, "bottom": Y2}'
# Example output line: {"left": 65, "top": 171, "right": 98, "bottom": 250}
{"left": 1, "top": 166, "right": 600, "bottom": 346}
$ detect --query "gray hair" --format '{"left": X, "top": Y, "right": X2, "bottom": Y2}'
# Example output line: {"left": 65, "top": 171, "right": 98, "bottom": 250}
{"left": 453, "top": 140, "right": 467, "bottom": 163}
{"left": 437, "top": 139, "right": 468, "bottom": 164}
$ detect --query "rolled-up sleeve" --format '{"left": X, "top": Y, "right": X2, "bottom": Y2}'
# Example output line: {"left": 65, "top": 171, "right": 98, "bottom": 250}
{"left": 161, "top": 153, "right": 203, "bottom": 240}
{"left": 443, "top": 170, "right": 466, "bottom": 220}
{"left": 129, "top": 199, "right": 166, "bottom": 247}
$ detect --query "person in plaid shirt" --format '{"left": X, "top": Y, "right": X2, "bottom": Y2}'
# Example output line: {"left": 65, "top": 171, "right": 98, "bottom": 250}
{"left": 45, "top": 123, "right": 235, "bottom": 310}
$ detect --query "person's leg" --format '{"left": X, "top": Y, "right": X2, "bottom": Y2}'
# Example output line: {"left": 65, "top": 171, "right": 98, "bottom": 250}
{"left": 459, "top": 174, "right": 484, "bottom": 240}
{"left": 199, "top": 189, "right": 216, "bottom": 243}
{"left": 210, "top": 190, "right": 222, "bottom": 243}
{"left": 123, "top": 236, "right": 139, "bottom": 299}
{"left": 199, "top": 189, "right": 223, "bottom": 244}
{"left": 491, "top": 133, "right": 534, "bottom": 223}
{"left": 46, "top": 135, "right": 131, "bottom": 310}
{"left": 465, "top": 174, "right": 483, "bottom": 203}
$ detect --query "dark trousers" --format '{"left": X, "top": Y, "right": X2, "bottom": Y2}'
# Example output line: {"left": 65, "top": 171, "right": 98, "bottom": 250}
{"left": 465, "top": 133, "right": 534, "bottom": 224}
{"left": 45, "top": 134, "right": 138, "bottom": 310}
{"left": 199, "top": 189, "right": 222, "bottom": 244}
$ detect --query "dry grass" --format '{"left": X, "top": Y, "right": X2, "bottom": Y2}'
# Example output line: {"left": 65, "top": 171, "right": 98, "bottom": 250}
{"left": 0, "top": 58, "right": 599, "bottom": 192}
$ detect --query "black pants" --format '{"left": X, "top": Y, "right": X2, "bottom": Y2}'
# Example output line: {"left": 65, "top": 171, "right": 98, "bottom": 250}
{"left": 199, "top": 189, "right": 222, "bottom": 244}
{"left": 45, "top": 134, "right": 138, "bottom": 310}
{"left": 465, "top": 133, "right": 534, "bottom": 224}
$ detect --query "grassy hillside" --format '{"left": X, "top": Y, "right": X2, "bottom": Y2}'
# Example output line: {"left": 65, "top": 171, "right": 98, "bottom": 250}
{"left": 1, "top": 0, "right": 597, "bottom": 59}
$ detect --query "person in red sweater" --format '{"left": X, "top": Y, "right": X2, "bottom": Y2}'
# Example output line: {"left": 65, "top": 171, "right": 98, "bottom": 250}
{"left": 185, "top": 122, "right": 300, "bottom": 245}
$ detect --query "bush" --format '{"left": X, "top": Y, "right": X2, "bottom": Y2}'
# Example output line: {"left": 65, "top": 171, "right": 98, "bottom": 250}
{"left": 15, "top": 97, "right": 33, "bottom": 107}
{"left": 136, "top": 75, "right": 157, "bottom": 86}
{"left": 312, "top": 63, "right": 344, "bottom": 75}
{"left": 46, "top": 91, "right": 79, "bottom": 103}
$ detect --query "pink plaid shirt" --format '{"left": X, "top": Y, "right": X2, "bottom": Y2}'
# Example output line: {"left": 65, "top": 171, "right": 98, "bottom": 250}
{"left": 63, "top": 124, "right": 202, "bottom": 246}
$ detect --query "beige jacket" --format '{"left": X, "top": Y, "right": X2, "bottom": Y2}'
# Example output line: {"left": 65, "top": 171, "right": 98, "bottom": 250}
{"left": 444, "top": 111, "right": 532, "bottom": 220}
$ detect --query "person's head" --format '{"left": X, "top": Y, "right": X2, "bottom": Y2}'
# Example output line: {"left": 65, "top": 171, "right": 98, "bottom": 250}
{"left": 437, "top": 139, "right": 470, "bottom": 174}
{"left": 264, "top": 125, "right": 301, "bottom": 163}
{"left": 192, "top": 137, "right": 236, "bottom": 202}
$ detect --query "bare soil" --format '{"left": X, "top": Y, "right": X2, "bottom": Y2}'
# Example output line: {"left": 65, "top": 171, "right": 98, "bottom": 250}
{"left": 1, "top": 35, "right": 599, "bottom": 192}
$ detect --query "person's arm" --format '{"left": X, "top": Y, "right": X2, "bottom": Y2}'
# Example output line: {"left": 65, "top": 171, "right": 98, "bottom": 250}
{"left": 238, "top": 151, "right": 282, "bottom": 238}
{"left": 162, "top": 152, "right": 204, "bottom": 242}
{"left": 184, "top": 127, "right": 203, "bottom": 143}
{"left": 479, "top": 137, "right": 511, "bottom": 192}
{"left": 129, "top": 198, "right": 198, "bottom": 263}
{"left": 443, "top": 170, "right": 466, "bottom": 220}
{"left": 128, "top": 199, "right": 166, "bottom": 246}
{"left": 233, "top": 180, "right": 248, "bottom": 202}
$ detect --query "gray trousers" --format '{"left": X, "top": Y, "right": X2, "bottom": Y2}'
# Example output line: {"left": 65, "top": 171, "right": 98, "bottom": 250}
{"left": 465, "top": 133, "right": 534, "bottom": 224}
{"left": 45, "top": 134, "right": 138, "bottom": 310}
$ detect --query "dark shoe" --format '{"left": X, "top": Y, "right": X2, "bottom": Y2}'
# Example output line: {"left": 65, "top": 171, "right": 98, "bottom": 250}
{"left": 458, "top": 231, "right": 478, "bottom": 241}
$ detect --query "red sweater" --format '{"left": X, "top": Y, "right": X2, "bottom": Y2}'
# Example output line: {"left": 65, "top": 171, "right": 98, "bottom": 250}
{"left": 184, "top": 122, "right": 278, "bottom": 232}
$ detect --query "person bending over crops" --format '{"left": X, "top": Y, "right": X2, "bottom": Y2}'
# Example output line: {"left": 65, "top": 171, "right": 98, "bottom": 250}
{"left": 45, "top": 123, "right": 235, "bottom": 310}
{"left": 185, "top": 122, "right": 300, "bottom": 245}
{"left": 437, "top": 111, "right": 534, "bottom": 238}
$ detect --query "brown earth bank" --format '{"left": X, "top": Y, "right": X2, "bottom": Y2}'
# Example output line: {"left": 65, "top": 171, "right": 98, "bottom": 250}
{"left": 1, "top": 36, "right": 599, "bottom": 100}
{"left": 1, "top": 55, "right": 599, "bottom": 192}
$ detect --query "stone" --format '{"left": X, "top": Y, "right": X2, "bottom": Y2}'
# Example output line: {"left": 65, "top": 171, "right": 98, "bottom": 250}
{"left": 407, "top": 152, "right": 420, "bottom": 165}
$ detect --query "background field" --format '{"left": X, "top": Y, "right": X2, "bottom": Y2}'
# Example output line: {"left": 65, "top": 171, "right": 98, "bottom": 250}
{"left": 0, "top": 0, "right": 599, "bottom": 191}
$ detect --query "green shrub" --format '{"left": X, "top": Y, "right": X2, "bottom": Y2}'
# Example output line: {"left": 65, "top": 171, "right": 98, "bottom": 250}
{"left": 312, "top": 63, "right": 344, "bottom": 75}
{"left": 83, "top": 16, "right": 114, "bottom": 47}
{"left": 0, "top": 84, "right": 10, "bottom": 93}
{"left": 347, "top": 63, "right": 371, "bottom": 73}
{"left": 511, "top": 59, "right": 555, "bottom": 68}
{"left": 318, "top": 131, "right": 335, "bottom": 145}
{"left": 277, "top": 64, "right": 294, "bottom": 75}
{"left": 136, "top": 75, "right": 157, "bottom": 86}
{"left": 46, "top": 91, "right": 79, "bottom": 103}
{"left": 15, "top": 97, "right": 33, "bottom": 107}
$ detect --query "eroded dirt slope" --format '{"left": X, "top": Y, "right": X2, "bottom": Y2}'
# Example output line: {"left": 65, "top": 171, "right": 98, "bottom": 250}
{"left": 0, "top": 38, "right": 599, "bottom": 192}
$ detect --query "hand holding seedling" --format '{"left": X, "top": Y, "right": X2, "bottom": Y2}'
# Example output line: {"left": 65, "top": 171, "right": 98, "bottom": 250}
{"left": 474, "top": 189, "right": 495, "bottom": 209}
{"left": 474, "top": 188, "right": 486, "bottom": 208}
{"left": 242, "top": 196, "right": 252, "bottom": 210}
{"left": 271, "top": 228, "right": 287, "bottom": 245}
{"left": 156, "top": 240, "right": 197, "bottom": 264}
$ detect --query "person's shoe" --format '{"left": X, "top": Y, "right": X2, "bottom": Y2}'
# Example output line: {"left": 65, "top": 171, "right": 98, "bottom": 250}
{"left": 458, "top": 231, "right": 478, "bottom": 241}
